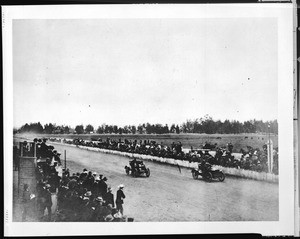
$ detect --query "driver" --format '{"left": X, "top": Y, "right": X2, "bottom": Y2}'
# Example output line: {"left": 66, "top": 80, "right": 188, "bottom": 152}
{"left": 139, "top": 161, "right": 146, "bottom": 171}
{"left": 136, "top": 160, "right": 142, "bottom": 173}
{"left": 130, "top": 158, "right": 137, "bottom": 174}
{"left": 199, "top": 160, "right": 211, "bottom": 172}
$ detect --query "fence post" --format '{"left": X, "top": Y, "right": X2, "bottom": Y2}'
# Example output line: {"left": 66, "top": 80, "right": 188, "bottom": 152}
{"left": 267, "top": 139, "right": 273, "bottom": 173}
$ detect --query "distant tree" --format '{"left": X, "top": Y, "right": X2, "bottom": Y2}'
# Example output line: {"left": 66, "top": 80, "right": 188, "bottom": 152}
{"left": 63, "top": 125, "right": 70, "bottom": 134}
{"left": 175, "top": 125, "right": 180, "bottom": 134}
{"left": 137, "top": 124, "right": 143, "bottom": 134}
{"left": 123, "top": 125, "right": 130, "bottom": 134}
{"left": 96, "top": 125, "right": 104, "bottom": 134}
{"left": 85, "top": 124, "right": 94, "bottom": 133}
{"left": 222, "top": 120, "right": 232, "bottom": 134}
{"left": 107, "top": 125, "right": 114, "bottom": 134}
{"left": 164, "top": 124, "right": 169, "bottom": 134}
{"left": 131, "top": 125, "right": 137, "bottom": 134}
{"left": 21, "top": 123, "right": 30, "bottom": 132}
{"left": 113, "top": 125, "right": 118, "bottom": 134}
{"left": 44, "top": 123, "right": 55, "bottom": 134}
{"left": 145, "top": 123, "right": 152, "bottom": 134}
{"left": 182, "top": 120, "right": 195, "bottom": 133}
{"left": 215, "top": 120, "right": 223, "bottom": 134}
{"left": 243, "top": 120, "right": 255, "bottom": 133}
{"left": 16, "top": 117, "right": 278, "bottom": 136}
{"left": 269, "top": 120, "right": 278, "bottom": 134}
{"left": 104, "top": 125, "right": 109, "bottom": 134}
{"left": 13, "top": 128, "right": 19, "bottom": 134}
{"left": 33, "top": 122, "right": 44, "bottom": 133}
{"left": 201, "top": 115, "right": 215, "bottom": 134}
{"left": 170, "top": 124, "right": 176, "bottom": 133}
{"left": 181, "top": 122, "right": 188, "bottom": 133}
{"left": 75, "top": 125, "right": 84, "bottom": 134}
{"left": 53, "top": 126, "right": 63, "bottom": 134}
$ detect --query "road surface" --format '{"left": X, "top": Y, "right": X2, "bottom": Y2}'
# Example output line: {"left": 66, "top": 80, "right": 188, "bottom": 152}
{"left": 51, "top": 143, "right": 278, "bottom": 222}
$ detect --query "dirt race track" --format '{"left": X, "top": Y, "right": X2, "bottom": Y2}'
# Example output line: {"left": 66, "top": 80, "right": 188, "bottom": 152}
{"left": 49, "top": 143, "right": 278, "bottom": 222}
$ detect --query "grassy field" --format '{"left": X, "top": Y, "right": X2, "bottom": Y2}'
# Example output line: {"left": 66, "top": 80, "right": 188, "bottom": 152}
{"left": 16, "top": 133, "right": 278, "bottom": 153}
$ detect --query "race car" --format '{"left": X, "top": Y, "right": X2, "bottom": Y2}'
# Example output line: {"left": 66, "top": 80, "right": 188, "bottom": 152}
{"left": 191, "top": 161, "right": 225, "bottom": 182}
{"left": 125, "top": 159, "right": 150, "bottom": 177}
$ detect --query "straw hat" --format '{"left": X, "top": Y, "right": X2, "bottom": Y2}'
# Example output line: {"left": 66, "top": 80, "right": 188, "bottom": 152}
{"left": 105, "top": 214, "right": 114, "bottom": 222}
{"left": 95, "top": 197, "right": 104, "bottom": 202}
{"left": 84, "top": 191, "right": 92, "bottom": 197}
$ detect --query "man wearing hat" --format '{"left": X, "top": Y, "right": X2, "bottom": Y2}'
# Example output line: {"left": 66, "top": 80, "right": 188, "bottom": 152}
{"left": 98, "top": 176, "right": 108, "bottom": 197}
{"left": 68, "top": 177, "right": 77, "bottom": 190}
{"left": 54, "top": 151, "right": 61, "bottom": 165}
{"left": 92, "top": 197, "right": 105, "bottom": 221}
{"left": 21, "top": 184, "right": 32, "bottom": 221}
{"left": 102, "top": 177, "right": 108, "bottom": 192}
{"left": 40, "top": 138, "right": 48, "bottom": 158}
{"left": 79, "top": 169, "right": 88, "bottom": 181}
{"left": 43, "top": 184, "right": 53, "bottom": 221}
{"left": 84, "top": 171, "right": 94, "bottom": 191}
{"left": 116, "top": 184, "right": 126, "bottom": 215}
{"left": 103, "top": 186, "right": 114, "bottom": 207}
{"left": 79, "top": 196, "right": 94, "bottom": 221}
{"left": 91, "top": 177, "right": 99, "bottom": 197}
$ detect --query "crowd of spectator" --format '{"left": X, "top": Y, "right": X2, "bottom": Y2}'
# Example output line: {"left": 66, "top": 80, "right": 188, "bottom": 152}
{"left": 16, "top": 139, "right": 129, "bottom": 222}
{"left": 54, "top": 168, "right": 128, "bottom": 222}
{"left": 239, "top": 145, "right": 278, "bottom": 175}
{"left": 49, "top": 137, "right": 278, "bottom": 175}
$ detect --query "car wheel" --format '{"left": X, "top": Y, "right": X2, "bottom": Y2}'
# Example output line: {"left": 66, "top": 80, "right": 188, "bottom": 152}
{"left": 192, "top": 170, "right": 198, "bottom": 179}
{"left": 146, "top": 168, "right": 150, "bottom": 177}
{"left": 218, "top": 173, "right": 225, "bottom": 182}
{"left": 204, "top": 172, "right": 213, "bottom": 182}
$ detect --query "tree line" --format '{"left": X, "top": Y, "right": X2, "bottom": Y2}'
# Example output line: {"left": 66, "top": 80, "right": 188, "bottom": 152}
{"left": 14, "top": 116, "right": 278, "bottom": 135}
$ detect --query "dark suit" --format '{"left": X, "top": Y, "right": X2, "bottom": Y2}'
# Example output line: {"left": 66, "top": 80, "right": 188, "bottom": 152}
{"left": 116, "top": 189, "right": 125, "bottom": 214}
{"left": 104, "top": 191, "right": 114, "bottom": 207}
{"left": 98, "top": 180, "right": 108, "bottom": 197}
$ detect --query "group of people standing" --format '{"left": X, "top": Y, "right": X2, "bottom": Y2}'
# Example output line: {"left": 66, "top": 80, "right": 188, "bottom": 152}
{"left": 18, "top": 138, "right": 128, "bottom": 222}
{"left": 56, "top": 167, "right": 127, "bottom": 222}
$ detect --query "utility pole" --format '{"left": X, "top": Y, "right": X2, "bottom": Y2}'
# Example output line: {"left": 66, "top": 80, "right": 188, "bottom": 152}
{"left": 267, "top": 124, "right": 273, "bottom": 173}
{"left": 64, "top": 150, "right": 66, "bottom": 169}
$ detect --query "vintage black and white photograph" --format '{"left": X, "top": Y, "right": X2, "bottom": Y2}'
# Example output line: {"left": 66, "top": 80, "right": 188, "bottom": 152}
{"left": 3, "top": 4, "right": 295, "bottom": 236}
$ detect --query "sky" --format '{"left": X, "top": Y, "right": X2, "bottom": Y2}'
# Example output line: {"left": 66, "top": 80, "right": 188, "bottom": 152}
{"left": 13, "top": 18, "right": 278, "bottom": 128}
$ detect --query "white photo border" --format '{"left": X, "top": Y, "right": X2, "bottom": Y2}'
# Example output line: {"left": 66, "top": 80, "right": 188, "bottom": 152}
{"left": 3, "top": 3, "right": 294, "bottom": 236}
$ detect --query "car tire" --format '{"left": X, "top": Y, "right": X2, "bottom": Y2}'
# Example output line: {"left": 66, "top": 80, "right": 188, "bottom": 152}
{"left": 218, "top": 173, "right": 225, "bottom": 182}
{"left": 192, "top": 170, "right": 198, "bottom": 179}
{"left": 204, "top": 172, "right": 213, "bottom": 182}
{"left": 146, "top": 168, "right": 150, "bottom": 177}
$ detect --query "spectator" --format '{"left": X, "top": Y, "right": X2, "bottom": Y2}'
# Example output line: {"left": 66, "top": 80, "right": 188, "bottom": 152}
{"left": 98, "top": 176, "right": 108, "bottom": 197}
{"left": 116, "top": 184, "right": 126, "bottom": 215}
{"left": 43, "top": 184, "right": 53, "bottom": 221}
{"left": 104, "top": 186, "right": 114, "bottom": 208}
{"left": 21, "top": 184, "right": 32, "bottom": 221}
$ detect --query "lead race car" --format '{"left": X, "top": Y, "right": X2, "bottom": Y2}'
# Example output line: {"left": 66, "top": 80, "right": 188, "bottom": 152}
{"left": 125, "top": 159, "right": 150, "bottom": 177}
{"left": 191, "top": 161, "right": 225, "bottom": 182}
